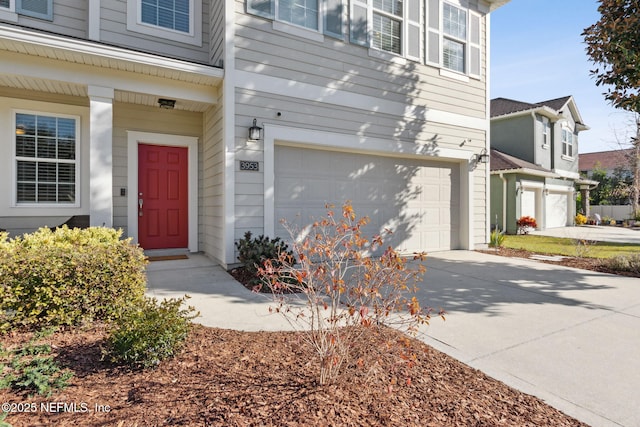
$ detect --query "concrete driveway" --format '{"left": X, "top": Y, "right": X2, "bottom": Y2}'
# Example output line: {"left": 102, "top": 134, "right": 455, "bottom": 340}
{"left": 146, "top": 249, "right": 640, "bottom": 427}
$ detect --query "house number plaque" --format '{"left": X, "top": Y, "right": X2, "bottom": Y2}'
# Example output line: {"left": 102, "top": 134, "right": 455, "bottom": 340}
{"left": 240, "top": 161, "right": 259, "bottom": 171}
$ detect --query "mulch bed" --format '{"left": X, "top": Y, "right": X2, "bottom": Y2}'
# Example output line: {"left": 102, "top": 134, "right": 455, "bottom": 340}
{"left": 1, "top": 325, "right": 587, "bottom": 427}
{"left": 480, "top": 247, "right": 640, "bottom": 278}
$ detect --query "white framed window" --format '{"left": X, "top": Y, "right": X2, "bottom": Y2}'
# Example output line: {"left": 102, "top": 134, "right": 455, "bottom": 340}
{"left": 442, "top": 2, "right": 466, "bottom": 72}
{"left": 277, "top": 0, "right": 319, "bottom": 30}
{"left": 537, "top": 116, "right": 550, "bottom": 148}
{"left": 350, "top": 0, "right": 420, "bottom": 59}
{"left": 13, "top": 111, "right": 80, "bottom": 206}
{"left": 427, "top": 0, "right": 481, "bottom": 78}
{"left": 127, "top": 0, "right": 202, "bottom": 46}
{"left": 16, "top": 0, "right": 52, "bottom": 20}
{"left": 371, "top": 0, "right": 402, "bottom": 54}
{"left": 0, "top": 0, "right": 17, "bottom": 22}
{"left": 248, "top": 0, "right": 344, "bottom": 38}
{"left": 561, "top": 128, "right": 574, "bottom": 158}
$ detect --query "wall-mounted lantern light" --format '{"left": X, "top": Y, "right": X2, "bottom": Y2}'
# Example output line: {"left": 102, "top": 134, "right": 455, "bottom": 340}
{"left": 248, "top": 118, "right": 262, "bottom": 141}
{"left": 477, "top": 148, "right": 489, "bottom": 164}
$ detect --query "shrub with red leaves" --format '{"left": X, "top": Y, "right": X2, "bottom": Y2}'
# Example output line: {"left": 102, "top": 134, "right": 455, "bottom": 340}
{"left": 516, "top": 216, "right": 537, "bottom": 234}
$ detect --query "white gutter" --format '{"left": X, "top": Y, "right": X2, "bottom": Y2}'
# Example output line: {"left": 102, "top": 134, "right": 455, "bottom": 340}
{"left": 499, "top": 172, "right": 507, "bottom": 231}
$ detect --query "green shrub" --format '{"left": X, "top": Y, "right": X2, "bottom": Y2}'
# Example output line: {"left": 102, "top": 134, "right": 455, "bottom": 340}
{"left": 605, "top": 253, "right": 640, "bottom": 275}
{"left": 104, "top": 296, "right": 198, "bottom": 369}
{"left": 0, "top": 327, "right": 73, "bottom": 397}
{"left": 488, "top": 228, "right": 506, "bottom": 248}
{"left": 235, "top": 231, "right": 294, "bottom": 289}
{"left": 0, "top": 226, "right": 147, "bottom": 332}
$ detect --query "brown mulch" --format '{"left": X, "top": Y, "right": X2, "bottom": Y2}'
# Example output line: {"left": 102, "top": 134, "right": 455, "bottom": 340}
{"left": 1, "top": 324, "right": 587, "bottom": 427}
{"left": 479, "top": 247, "right": 640, "bottom": 278}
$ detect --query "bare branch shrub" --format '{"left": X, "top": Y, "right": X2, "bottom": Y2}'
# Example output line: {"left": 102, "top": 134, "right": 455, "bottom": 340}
{"left": 258, "top": 202, "right": 441, "bottom": 385}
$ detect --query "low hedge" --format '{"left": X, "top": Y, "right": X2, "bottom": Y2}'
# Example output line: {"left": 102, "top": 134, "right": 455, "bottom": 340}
{"left": 0, "top": 226, "right": 147, "bottom": 332}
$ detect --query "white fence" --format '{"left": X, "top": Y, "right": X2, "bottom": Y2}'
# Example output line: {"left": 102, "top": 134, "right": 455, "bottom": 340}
{"left": 590, "top": 205, "right": 633, "bottom": 221}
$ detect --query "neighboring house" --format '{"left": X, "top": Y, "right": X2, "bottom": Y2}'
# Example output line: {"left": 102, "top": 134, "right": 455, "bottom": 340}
{"left": 490, "top": 96, "right": 596, "bottom": 233}
{"left": 579, "top": 148, "right": 634, "bottom": 178}
{"left": 0, "top": 0, "right": 510, "bottom": 267}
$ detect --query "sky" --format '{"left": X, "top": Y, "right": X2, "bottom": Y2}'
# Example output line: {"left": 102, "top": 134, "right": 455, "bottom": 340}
{"left": 490, "top": 0, "right": 636, "bottom": 154}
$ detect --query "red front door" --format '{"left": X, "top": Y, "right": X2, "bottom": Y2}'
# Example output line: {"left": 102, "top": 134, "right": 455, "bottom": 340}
{"left": 138, "top": 144, "right": 188, "bottom": 249}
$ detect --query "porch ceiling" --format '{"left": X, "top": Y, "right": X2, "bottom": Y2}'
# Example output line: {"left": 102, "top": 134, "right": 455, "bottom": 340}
{"left": 0, "top": 23, "right": 222, "bottom": 112}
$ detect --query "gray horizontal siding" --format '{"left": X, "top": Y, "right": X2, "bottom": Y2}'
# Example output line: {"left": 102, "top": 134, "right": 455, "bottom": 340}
{"left": 234, "top": 0, "right": 487, "bottom": 119}
{"left": 100, "top": 0, "right": 210, "bottom": 64}
{"left": 11, "top": 0, "right": 87, "bottom": 39}
{"left": 112, "top": 102, "right": 204, "bottom": 238}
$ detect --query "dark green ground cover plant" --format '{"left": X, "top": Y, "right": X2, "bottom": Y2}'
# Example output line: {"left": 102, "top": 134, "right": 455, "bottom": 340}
{"left": 104, "top": 296, "right": 199, "bottom": 369}
{"left": 0, "top": 327, "right": 73, "bottom": 397}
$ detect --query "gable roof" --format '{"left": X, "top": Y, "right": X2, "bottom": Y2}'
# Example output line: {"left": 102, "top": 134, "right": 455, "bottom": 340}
{"left": 490, "top": 96, "right": 588, "bottom": 130}
{"left": 579, "top": 148, "right": 634, "bottom": 171}
{"left": 489, "top": 149, "right": 559, "bottom": 178}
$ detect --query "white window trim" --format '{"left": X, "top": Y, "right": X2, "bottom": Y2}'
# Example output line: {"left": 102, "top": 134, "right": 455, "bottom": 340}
{"left": 273, "top": 20, "right": 325, "bottom": 42}
{"left": 11, "top": 109, "right": 81, "bottom": 208}
{"left": 275, "top": 0, "right": 322, "bottom": 32}
{"left": 561, "top": 127, "right": 574, "bottom": 159}
{"left": 427, "top": 0, "right": 481, "bottom": 79}
{"left": 0, "top": 0, "right": 18, "bottom": 22}
{"left": 126, "top": 0, "right": 202, "bottom": 47}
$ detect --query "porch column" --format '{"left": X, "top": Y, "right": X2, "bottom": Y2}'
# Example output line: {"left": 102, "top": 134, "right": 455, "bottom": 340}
{"left": 88, "top": 85, "right": 114, "bottom": 227}
{"left": 580, "top": 185, "right": 591, "bottom": 217}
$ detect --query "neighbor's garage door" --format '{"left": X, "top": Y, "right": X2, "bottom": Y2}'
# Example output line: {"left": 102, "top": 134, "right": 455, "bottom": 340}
{"left": 274, "top": 146, "right": 460, "bottom": 253}
{"left": 546, "top": 192, "right": 568, "bottom": 228}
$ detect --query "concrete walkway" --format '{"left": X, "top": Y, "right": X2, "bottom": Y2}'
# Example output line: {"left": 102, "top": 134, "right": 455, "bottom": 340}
{"left": 146, "top": 250, "right": 640, "bottom": 427}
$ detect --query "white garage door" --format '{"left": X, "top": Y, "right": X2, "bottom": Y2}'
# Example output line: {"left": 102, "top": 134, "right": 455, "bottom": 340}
{"left": 521, "top": 190, "right": 536, "bottom": 219}
{"left": 274, "top": 146, "right": 460, "bottom": 253}
{"left": 546, "top": 192, "right": 568, "bottom": 228}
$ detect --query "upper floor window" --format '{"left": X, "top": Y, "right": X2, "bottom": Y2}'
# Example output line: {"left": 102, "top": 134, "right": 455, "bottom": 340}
{"left": 427, "top": 0, "right": 480, "bottom": 78}
{"left": 537, "top": 116, "right": 550, "bottom": 148}
{"left": 127, "top": 0, "right": 202, "bottom": 46}
{"left": 1, "top": 0, "right": 53, "bottom": 21}
{"left": 562, "top": 129, "right": 574, "bottom": 158}
{"left": 14, "top": 112, "right": 79, "bottom": 205}
{"left": 246, "top": 0, "right": 480, "bottom": 75}
{"left": 141, "top": 0, "right": 189, "bottom": 32}
{"left": 278, "top": 0, "right": 319, "bottom": 30}
{"left": 442, "top": 3, "right": 466, "bottom": 72}
{"left": 372, "top": 0, "right": 403, "bottom": 54}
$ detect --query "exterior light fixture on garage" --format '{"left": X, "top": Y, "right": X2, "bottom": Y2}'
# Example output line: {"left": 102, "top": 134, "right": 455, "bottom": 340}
{"left": 248, "top": 118, "right": 262, "bottom": 141}
{"left": 476, "top": 148, "right": 489, "bottom": 164}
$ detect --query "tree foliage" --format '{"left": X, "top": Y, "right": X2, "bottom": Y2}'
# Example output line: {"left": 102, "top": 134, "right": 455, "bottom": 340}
{"left": 583, "top": 1, "right": 640, "bottom": 215}
{"left": 583, "top": 0, "right": 640, "bottom": 112}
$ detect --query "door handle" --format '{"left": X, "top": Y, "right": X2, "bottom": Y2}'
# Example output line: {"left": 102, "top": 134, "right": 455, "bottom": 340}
{"left": 138, "top": 198, "right": 143, "bottom": 216}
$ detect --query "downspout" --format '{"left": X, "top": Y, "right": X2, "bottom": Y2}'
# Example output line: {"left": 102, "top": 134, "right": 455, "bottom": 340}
{"left": 499, "top": 172, "right": 507, "bottom": 232}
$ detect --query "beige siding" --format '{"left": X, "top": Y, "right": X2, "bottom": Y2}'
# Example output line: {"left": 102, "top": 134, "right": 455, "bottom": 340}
{"left": 201, "top": 102, "right": 225, "bottom": 264}
{"left": 100, "top": 0, "right": 210, "bottom": 64}
{"left": 8, "top": 0, "right": 87, "bottom": 39}
{"left": 234, "top": 0, "right": 487, "bottom": 119}
{"left": 112, "top": 102, "right": 203, "bottom": 237}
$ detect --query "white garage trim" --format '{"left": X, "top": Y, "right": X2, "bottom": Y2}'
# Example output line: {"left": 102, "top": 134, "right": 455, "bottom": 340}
{"left": 263, "top": 124, "right": 476, "bottom": 249}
